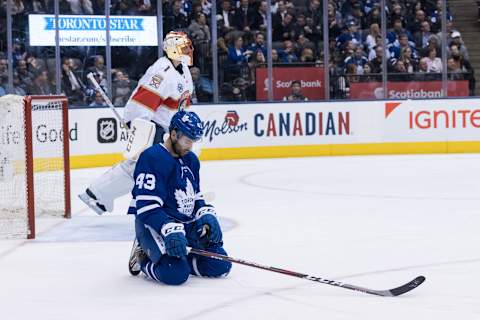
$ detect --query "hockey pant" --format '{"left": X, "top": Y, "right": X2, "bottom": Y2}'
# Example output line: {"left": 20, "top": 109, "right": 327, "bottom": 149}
{"left": 88, "top": 123, "right": 166, "bottom": 212}
{"left": 134, "top": 217, "right": 232, "bottom": 285}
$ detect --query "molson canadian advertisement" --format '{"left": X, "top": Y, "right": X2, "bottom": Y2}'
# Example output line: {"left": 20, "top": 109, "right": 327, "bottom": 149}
{"left": 20, "top": 99, "right": 479, "bottom": 168}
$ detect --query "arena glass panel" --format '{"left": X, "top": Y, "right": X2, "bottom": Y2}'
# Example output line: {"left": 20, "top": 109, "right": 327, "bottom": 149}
{"left": 109, "top": 3, "right": 157, "bottom": 109}
{"left": 327, "top": 0, "right": 384, "bottom": 100}
{"left": 0, "top": 3, "right": 7, "bottom": 95}
{"left": 182, "top": 0, "right": 213, "bottom": 104}
{"left": 58, "top": 2, "right": 101, "bottom": 106}
{"left": 384, "top": 0, "right": 444, "bottom": 100}
{"left": 21, "top": 2, "right": 58, "bottom": 97}
{"left": 445, "top": 17, "right": 476, "bottom": 97}
{"left": 216, "top": 0, "right": 258, "bottom": 103}
{"left": 270, "top": 0, "right": 325, "bottom": 102}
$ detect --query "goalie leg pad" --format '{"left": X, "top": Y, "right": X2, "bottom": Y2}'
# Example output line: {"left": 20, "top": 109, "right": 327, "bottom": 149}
{"left": 124, "top": 118, "right": 156, "bottom": 160}
{"left": 87, "top": 159, "right": 136, "bottom": 212}
{"left": 188, "top": 245, "right": 232, "bottom": 278}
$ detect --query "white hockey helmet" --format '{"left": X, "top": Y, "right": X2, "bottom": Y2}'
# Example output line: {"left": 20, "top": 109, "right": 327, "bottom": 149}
{"left": 163, "top": 31, "right": 194, "bottom": 66}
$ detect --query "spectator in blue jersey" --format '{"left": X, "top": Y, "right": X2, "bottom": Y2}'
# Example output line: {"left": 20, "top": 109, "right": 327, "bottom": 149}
{"left": 336, "top": 20, "right": 362, "bottom": 50}
{"left": 364, "top": 0, "right": 380, "bottom": 15}
{"left": 227, "top": 36, "right": 250, "bottom": 65}
{"left": 278, "top": 40, "right": 299, "bottom": 63}
{"left": 345, "top": 2, "right": 367, "bottom": 29}
{"left": 429, "top": 1, "right": 452, "bottom": 33}
{"left": 389, "top": 33, "right": 419, "bottom": 60}
{"left": 247, "top": 32, "right": 267, "bottom": 59}
{"left": 387, "top": 18, "right": 414, "bottom": 47}
{"left": 128, "top": 111, "right": 232, "bottom": 285}
{"left": 226, "top": 36, "right": 251, "bottom": 80}
{"left": 344, "top": 46, "right": 368, "bottom": 74}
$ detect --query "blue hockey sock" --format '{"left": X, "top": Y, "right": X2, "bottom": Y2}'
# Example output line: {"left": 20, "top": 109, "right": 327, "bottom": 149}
{"left": 141, "top": 255, "right": 190, "bottom": 285}
{"left": 188, "top": 246, "right": 232, "bottom": 277}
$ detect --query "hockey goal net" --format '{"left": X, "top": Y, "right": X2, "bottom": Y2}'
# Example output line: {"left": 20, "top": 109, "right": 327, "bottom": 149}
{"left": 0, "top": 95, "right": 70, "bottom": 239}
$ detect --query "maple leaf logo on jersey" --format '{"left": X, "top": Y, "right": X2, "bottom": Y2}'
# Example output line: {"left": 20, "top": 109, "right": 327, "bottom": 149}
{"left": 174, "top": 178, "right": 195, "bottom": 216}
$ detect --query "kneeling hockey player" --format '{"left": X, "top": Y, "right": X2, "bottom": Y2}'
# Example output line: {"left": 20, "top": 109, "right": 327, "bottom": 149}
{"left": 128, "top": 110, "right": 231, "bottom": 285}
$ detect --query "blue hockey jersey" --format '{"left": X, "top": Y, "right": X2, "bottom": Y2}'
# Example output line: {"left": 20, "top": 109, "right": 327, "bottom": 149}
{"left": 130, "top": 143, "right": 206, "bottom": 228}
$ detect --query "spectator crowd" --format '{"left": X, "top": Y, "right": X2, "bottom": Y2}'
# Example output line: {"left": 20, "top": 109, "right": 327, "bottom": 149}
{"left": 0, "top": 0, "right": 475, "bottom": 104}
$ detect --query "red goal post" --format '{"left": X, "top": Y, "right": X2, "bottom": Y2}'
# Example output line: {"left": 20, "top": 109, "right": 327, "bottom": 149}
{"left": 0, "top": 95, "right": 71, "bottom": 239}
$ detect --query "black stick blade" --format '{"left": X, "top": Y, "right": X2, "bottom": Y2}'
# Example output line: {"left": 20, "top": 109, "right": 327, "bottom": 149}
{"left": 384, "top": 276, "right": 426, "bottom": 297}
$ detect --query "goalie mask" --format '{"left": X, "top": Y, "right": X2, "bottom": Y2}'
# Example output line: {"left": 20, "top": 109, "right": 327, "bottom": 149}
{"left": 163, "top": 31, "right": 194, "bottom": 66}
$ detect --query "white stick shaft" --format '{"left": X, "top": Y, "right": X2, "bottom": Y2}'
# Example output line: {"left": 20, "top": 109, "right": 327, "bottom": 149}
{"left": 87, "top": 72, "right": 126, "bottom": 127}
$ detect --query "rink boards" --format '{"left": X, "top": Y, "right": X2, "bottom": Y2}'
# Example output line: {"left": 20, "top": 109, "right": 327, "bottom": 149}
{"left": 60, "top": 98, "right": 480, "bottom": 168}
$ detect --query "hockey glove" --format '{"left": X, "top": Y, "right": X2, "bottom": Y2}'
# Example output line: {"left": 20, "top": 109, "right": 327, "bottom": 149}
{"left": 161, "top": 222, "right": 188, "bottom": 258}
{"left": 195, "top": 206, "right": 222, "bottom": 245}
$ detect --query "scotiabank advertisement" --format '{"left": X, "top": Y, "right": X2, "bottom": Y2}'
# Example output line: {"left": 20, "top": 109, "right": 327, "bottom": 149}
{"left": 350, "top": 81, "right": 469, "bottom": 99}
{"left": 255, "top": 67, "right": 325, "bottom": 100}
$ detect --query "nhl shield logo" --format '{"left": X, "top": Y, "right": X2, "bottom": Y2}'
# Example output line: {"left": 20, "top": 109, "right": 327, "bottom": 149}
{"left": 97, "top": 118, "right": 118, "bottom": 143}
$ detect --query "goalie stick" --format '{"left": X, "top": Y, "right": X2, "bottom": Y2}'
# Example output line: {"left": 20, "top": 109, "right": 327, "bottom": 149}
{"left": 190, "top": 248, "right": 425, "bottom": 297}
{"left": 86, "top": 72, "right": 127, "bottom": 128}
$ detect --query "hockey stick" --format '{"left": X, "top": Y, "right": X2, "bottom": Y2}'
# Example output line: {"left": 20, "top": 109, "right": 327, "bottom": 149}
{"left": 86, "top": 72, "right": 127, "bottom": 128}
{"left": 190, "top": 248, "right": 426, "bottom": 297}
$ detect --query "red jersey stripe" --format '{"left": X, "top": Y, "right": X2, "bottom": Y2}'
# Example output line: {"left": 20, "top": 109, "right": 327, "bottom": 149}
{"left": 163, "top": 97, "right": 180, "bottom": 110}
{"left": 131, "top": 86, "right": 165, "bottom": 111}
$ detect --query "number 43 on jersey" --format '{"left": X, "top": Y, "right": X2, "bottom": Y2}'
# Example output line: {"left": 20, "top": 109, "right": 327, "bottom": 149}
{"left": 136, "top": 173, "right": 156, "bottom": 190}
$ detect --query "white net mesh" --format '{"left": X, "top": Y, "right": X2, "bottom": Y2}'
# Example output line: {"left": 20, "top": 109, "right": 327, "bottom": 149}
{"left": 0, "top": 95, "right": 27, "bottom": 238}
{"left": 0, "top": 95, "right": 67, "bottom": 238}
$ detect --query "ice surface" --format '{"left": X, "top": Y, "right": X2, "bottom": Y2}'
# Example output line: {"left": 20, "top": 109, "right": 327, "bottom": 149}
{"left": 1, "top": 154, "right": 480, "bottom": 320}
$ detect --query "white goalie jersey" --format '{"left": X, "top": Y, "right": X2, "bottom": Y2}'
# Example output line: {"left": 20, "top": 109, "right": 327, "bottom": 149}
{"left": 123, "top": 56, "right": 193, "bottom": 129}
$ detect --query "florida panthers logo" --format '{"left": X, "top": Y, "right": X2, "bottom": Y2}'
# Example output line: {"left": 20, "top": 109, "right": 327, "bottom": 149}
{"left": 178, "top": 90, "right": 191, "bottom": 111}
